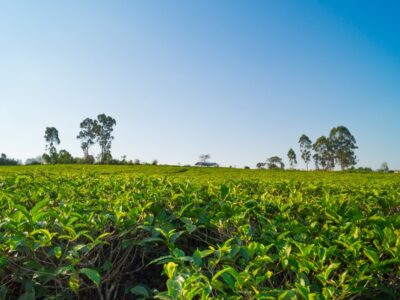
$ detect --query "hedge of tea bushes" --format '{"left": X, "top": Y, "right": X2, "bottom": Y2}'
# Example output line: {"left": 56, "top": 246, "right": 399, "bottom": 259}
{"left": 0, "top": 173, "right": 399, "bottom": 299}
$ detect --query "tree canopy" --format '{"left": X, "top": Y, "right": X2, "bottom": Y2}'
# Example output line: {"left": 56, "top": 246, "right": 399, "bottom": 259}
{"left": 77, "top": 118, "right": 97, "bottom": 160}
{"left": 0, "top": 153, "right": 19, "bottom": 165}
{"left": 266, "top": 156, "right": 285, "bottom": 170}
{"left": 329, "top": 126, "right": 358, "bottom": 170}
{"left": 312, "top": 136, "right": 335, "bottom": 170}
{"left": 299, "top": 134, "right": 312, "bottom": 170}
{"left": 43, "top": 127, "right": 60, "bottom": 164}
{"left": 287, "top": 148, "right": 297, "bottom": 169}
{"left": 96, "top": 114, "right": 117, "bottom": 163}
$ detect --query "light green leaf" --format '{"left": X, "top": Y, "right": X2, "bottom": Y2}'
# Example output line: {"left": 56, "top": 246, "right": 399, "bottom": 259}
{"left": 364, "top": 248, "right": 379, "bottom": 264}
{"left": 69, "top": 273, "right": 80, "bottom": 293}
{"left": 54, "top": 246, "right": 62, "bottom": 259}
{"left": 167, "top": 279, "right": 181, "bottom": 298}
{"left": 30, "top": 199, "right": 49, "bottom": 216}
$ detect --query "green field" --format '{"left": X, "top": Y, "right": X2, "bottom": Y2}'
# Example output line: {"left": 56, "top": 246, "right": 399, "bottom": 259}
{"left": 0, "top": 165, "right": 399, "bottom": 299}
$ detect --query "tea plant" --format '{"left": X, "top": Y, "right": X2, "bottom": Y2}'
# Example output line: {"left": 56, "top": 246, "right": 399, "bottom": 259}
{"left": 0, "top": 167, "right": 399, "bottom": 299}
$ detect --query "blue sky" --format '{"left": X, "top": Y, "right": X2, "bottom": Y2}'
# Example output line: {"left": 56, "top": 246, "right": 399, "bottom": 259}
{"left": 0, "top": 1, "right": 399, "bottom": 169}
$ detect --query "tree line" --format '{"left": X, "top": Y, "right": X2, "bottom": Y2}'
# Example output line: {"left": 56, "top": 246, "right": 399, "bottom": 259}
{"left": 0, "top": 122, "right": 394, "bottom": 171}
{"left": 257, "top": 125, "right": 359, "bottom": 171}
{"left": 0, "top": 153, "right": 19, "bottom": 166}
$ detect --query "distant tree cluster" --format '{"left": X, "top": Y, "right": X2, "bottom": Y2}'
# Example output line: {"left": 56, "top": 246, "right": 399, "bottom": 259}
{"left": 25, "top": 156, "right": 43, "bottom": 165}
{"left": 266, "top": 156, "right": 285, "bottom": 169}
{"left": 256, "top": 156, "right": 285, "bottom": 170}
{"left": 296, "top": 126, "right": 358, "bottom": 170}
{"left": 42, "top": 114, "right": 117, "bottom": 164}
{"left": 41, "top": 126, "right": 82, "bottom": 164}
{"left": 1, "top": 122, "right": 392, "bottom": 171}
{"left": 77, "top": 114, "right": 116, "bottom": 163}
{"left": 307, "top": 126, "right": 357, "bottom": 170}
{"left": 256, "top": 125, "right": 358, "bottom": 171}
{"left": 37, "top": 114, "right": 162, "bottom": 166}
{"left": 0, "top": 153, "right": 19, "bottom": 165}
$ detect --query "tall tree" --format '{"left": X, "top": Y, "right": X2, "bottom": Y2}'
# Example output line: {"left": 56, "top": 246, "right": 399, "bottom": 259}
{"left": 329, "top": 126, "right": 357, "bottom": 170}
{"left": 299, "top": 134, "right": 312, "bottom": 170}
{"left": 312, "top": 136, "right": 335, "bottom": 170}
{"left": 96, "top": 114, "right": 116, "bottom": 163}
{"left": 43, "top": 127, "right": 60, "bottom": 164}
{"left": 77, "top": 118, "right": 97, "bottom": 160}
{"left": 287, "top": 148, "right": 297, "bottom": 169}
{"left": 266, "top": 156, "right": 285, "bottom": 169}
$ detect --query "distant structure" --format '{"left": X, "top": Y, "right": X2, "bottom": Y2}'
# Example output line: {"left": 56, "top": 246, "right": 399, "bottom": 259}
{"left": 195, "top": 162, "right": 219, "bottom": 167}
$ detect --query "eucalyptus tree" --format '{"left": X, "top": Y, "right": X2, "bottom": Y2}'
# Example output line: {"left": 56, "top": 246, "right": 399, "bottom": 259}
{"left": 43, "top": 127, "right": 60, "bottom": 164}
{"left": 299, "top": 134, "right": 312, "bottom": 170}
{"left": 287, "top": 148, "right": 297, "bottom": 169}
{"left": 77, "top": 118, "right": 97, "bottom": 160}
{"left": 312, "top": 136, "right": 335, "bottom": 170}
{"left": 96, "top": 114, "right": 116, "bottom": 163}
{"left": 329, "top": 126, "right": 357, "bottom": 170}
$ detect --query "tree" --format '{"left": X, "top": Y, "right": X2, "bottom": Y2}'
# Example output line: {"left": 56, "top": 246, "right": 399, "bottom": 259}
{"left": 95, "top": 114, "right": 116, "bottom": 163}
{"left": 266, "top": 156, "right": 285, "bottom": 169}
{"left": 43, "top": 127, "right": 60, "bottom": 164}
{"left": 199, "top": 154, "right": 210, "bottom": 163}
{"left": 379, "top": 162, "right": 389, "bottom": 172}
{"left": 329, "top": 126, "right": 357, "bottom": 170}
{"left": 256, "top": 162, "right": 266, "bottom": 169}
{"left": 85, "top": 155, "right": 95, "bottom": 164}
{"left": 77, "top": 118, "right": 97, "bottom": 160}
{"left": 312, "top": 136, "right": 335, "bottom": 170}
{"left": 287, "top": 148, "right": 297, "bottom": 169}
{"left": 25, "top": 156, "right": 43, "bottom": 165}
{"left": 299, "top": 134, "right": 312, "bottom": 170}
{"left": 0, "top": 153, "right": 19, "bottom": 165}
{"left": 57, "top": 150, "right": 75, "bottom": 164}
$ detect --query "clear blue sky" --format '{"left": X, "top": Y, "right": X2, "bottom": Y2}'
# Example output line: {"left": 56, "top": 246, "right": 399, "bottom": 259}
{"left": 1, "top": 1, "right": 399, "bottom": 169}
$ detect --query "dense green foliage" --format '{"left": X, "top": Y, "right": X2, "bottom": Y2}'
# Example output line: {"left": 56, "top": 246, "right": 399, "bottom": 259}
{"left": 0, "top": 154, "right": 19, "bottom": 166}
{"left": 0, "top": 166, "right": 399, "bottom": 299}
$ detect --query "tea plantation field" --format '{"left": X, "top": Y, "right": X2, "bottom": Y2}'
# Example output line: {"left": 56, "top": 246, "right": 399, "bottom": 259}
{"left": 0, "top": 165, "right": 399, "bottom": 299}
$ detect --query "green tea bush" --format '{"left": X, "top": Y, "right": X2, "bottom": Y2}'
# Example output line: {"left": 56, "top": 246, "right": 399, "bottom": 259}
{"left": 0, "top": 169, "right": 399, "bottom": 299}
